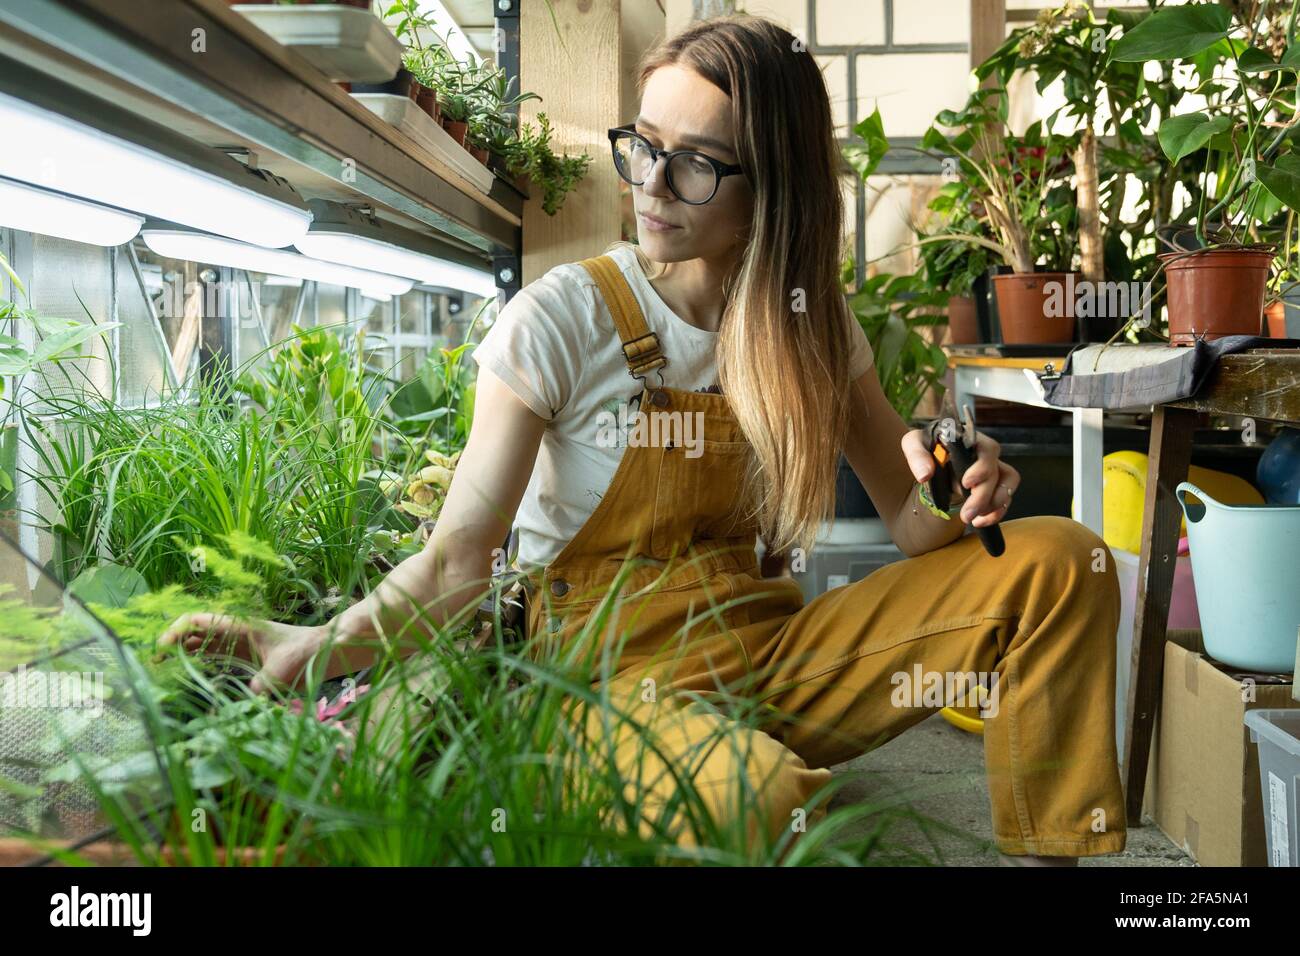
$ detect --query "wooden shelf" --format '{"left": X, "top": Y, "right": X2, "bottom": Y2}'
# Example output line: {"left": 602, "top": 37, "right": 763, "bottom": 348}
{"left": 0, "top": 0, "right": 523, "bottom": 264}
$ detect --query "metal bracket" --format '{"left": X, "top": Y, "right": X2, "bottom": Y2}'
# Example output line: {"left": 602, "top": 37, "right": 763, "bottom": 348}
{"left": 494, "top": 0, "right": 521, "bottom": 130}
{"left": 493, "top": 251, "right": 521, "bottom": 302}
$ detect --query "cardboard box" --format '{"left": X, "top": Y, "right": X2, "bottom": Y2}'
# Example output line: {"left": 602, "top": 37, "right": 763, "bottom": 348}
{"left": 1142, "top": 629, "right": 1299, "bottom": 866}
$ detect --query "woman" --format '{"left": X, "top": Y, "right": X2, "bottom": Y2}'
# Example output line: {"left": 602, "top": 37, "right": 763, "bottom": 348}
{"left": 165, "top": 14, "right": 1125, "bottom": 865}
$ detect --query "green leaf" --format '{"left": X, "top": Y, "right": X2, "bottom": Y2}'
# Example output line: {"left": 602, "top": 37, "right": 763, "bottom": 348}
{"left": 1237, "top": 46, "right": 1282, "bottom": 73}
{"left": 68, "top": 563, "right": 150, "bottom": 609}
{"left": 32, "top": 322, "right": 120, "bottom": 364}
{"left": 1256, "top": 158, "right": 1300, "bottom": 212}
{"left": 1158, "top": 112, "right": 1233, "bottom": 162}
{"left": 1111, "top": 4, "right": 1232, "bottom": 62}
{"left": 844, "top": 108, "right": 889, "bottom": 180}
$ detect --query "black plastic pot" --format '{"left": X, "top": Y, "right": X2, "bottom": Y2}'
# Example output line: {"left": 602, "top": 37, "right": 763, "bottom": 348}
{"left": 834, "top": 455, "right": 879, "bottom": 519}
{"left": 352, "top": 66, "right": 416, "bottom": 98}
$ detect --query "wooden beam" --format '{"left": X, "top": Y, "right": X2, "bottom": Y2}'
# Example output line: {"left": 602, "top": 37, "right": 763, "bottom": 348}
{"left": 1123, "top": 404, "right": 1196, "bottom": 825}
{"left": 970, "top": 0, "right": 1006, "bottom": 79}
{"left": 520, "top": 0, "right": 665, "bottom": 284}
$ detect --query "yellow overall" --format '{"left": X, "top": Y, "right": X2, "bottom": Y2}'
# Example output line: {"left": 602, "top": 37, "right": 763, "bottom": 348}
{"left": 521, "top": 254, "right": 1127, "bottom": 858}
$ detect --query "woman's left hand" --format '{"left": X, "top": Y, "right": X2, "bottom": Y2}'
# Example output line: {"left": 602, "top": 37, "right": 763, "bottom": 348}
{"left": 902, "top": 428, "right": 1021, "bottom": 528}
{"left": 952, "top": 431, "right": 1021, "bottom": 528}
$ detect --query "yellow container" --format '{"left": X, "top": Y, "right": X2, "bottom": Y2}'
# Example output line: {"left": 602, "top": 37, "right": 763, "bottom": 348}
{"left": 1073, "top": 450, "right": 1264, "bottom": 554}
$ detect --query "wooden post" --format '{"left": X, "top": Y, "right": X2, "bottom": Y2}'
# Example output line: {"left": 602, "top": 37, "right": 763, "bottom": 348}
{"left": 970, "top": 0, "right": 1006, "bottom": 80}
{"left": 1123, "top": 404, "right": 1196, "bottom": 825}
{"left": 519, "top": 0, "right": 664, "bottom": 284}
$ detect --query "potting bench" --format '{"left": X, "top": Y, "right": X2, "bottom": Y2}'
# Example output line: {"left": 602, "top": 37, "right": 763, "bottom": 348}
{"left": 1123, "top": 348, "right": 1300, "bottom": 824}
{"left": 947, "top": 350, "right": 1111, "bottom": 535}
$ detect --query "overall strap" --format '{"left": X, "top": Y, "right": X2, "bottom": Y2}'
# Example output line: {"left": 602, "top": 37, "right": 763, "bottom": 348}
{"left": 578, "top": 254, "right": 668, "bottom": 383}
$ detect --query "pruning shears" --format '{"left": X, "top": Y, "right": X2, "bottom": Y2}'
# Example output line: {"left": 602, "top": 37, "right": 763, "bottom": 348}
{"left": 918, "top": 400, "right": 1007, "bottom": 558}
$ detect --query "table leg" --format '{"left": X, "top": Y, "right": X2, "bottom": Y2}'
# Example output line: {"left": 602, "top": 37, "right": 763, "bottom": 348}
{"left": 1123, "top": 404, "right": 1196, "bottom": 826}
{"left": 1072, "top": 407, "right": 1104, "bottom": 535}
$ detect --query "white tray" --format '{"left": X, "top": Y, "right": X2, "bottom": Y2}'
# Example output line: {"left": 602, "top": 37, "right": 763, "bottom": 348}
{"left": 234, "top": 5, "right": 402, "bottom": 83}
{"left": 351, "top": 93, "right": 495, "bottom": 195}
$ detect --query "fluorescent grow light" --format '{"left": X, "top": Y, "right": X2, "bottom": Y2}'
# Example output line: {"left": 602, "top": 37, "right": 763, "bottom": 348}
{"left": 294, "top": 200, "right": 496, "bottom": 297}
{"left": 0, "top": 177, "right": 143, "bottom": 247}
{"left": 295, "top": 232, "right": 495, "bottom": 297}
{"left": 141, "top": 229, "right": 414, "bottom": 296}
{"left": 0, "top": 91, "right": 311, "bottom": 248}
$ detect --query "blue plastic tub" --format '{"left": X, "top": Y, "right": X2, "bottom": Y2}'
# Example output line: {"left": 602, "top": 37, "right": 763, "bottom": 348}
{"left": 1177, "top": 482, "right": 1300, "bottom": 673}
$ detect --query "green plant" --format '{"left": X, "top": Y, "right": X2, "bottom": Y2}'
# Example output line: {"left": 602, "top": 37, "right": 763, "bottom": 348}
{"left": 385, "top": 0, "right": 589, "bottom": 213}
{"left": 0, "top": 254, "right": 120, "bottom": 495}
{"left": 847, "top": 272, "right": 949, "bottom": 422}
{"left": 505, "top": 113, "right": 593, "bottom": 215}
{"left": 917, "top": 184, "right": 994, "bottom": 300}
{"left": 23, "top": 328, "right": 399, "bottom": 622}
{"left": 28, "top": 564, "right": 966, "bottom": 866}
{"left": 920, "top": 89, "right": 1080, "bottom": 274}
{"left": 1112, "top": 1, "right": 1300, "bottom": 248}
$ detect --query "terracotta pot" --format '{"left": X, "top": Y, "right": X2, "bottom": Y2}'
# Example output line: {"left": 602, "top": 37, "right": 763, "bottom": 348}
{"left": 469, "top": 144, "right": 489, "bottom": 165}
{"left": 1159, "top": 247, "right": 1273, "bottom": 345}
{"left": 441, "top": 117, "right": 468, "bottom": 146}
{"left": 0, "top": 837, "right": 138, "bottom": 866}
{"left": 415, "top": 85, "right": 438, "bottom": 120}
{"left": 159, "top": 844, "right": 288, "bottom": 867}
{"left": 991, "top": 272, "right": 1079, "bottom": 344}
{"left": 946, "top": 294, "right": 979, "bottom": 344}
{"left": 1266, "top": 300, "right": 1287, "bottom": 337}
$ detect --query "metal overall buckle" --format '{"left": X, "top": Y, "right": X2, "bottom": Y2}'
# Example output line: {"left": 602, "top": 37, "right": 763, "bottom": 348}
{"left": 639, "top": 366, "right": 670, "bottom": 407}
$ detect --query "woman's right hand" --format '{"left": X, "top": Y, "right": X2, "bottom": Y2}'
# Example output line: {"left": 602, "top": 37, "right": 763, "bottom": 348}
{"left": 158, "top": 613, "right": 328, "bottom": 695}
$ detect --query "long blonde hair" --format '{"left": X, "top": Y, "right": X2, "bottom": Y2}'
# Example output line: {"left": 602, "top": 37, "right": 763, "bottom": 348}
{"left": 611, "top": 14, "right": 855, "bottom": 556}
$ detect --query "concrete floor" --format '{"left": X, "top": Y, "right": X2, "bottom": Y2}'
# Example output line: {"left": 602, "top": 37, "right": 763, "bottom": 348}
{"left": 827, "top": 712, "right": 1194, "bottom": 867}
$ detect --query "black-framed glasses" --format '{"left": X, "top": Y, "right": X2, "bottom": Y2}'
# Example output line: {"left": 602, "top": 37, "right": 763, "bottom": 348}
{"left": 607, "top": 124, "right": 744, "bottom": 205}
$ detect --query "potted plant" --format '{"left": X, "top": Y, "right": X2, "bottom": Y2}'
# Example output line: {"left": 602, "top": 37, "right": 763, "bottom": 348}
{"left": 921, "top": 89, "right": 1081, "bottom": 344}
{"left": 978, "top": 1, "right": 1172, "bottom": 344}
{"left": 465, "top": 67, "right": 540, "bottom": 168}
{"left": 846, "top": 271, "right": 950, "bottom": 423}
{"left": 916, "top": 185, "right": 995, "bottom": 345}
{"left": 1112, "top": 2, "right": 1300, "bottom": 344}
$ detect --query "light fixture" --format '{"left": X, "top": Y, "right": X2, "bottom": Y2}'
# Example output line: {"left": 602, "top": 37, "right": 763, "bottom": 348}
{"left": 0, "top": 176, "right": 143, "bottom": 247}
{"left": 0, "top": 89, "right": 312, "bottom": 248}
{"left": 141, "top": 228, "right": 414, "bottom": 297}
{"left": 294, "top": 200, "right": 496, "bottom": 298}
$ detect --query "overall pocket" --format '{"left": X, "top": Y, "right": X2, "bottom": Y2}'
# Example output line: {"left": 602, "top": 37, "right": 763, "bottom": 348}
{"left": 650, "top": 438, "right": 755, "bottom": 558}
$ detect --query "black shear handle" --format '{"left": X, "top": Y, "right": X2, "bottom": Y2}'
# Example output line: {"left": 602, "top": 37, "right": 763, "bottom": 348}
{"left": 945, "top": 439, "right": 1006, "bottom": 558}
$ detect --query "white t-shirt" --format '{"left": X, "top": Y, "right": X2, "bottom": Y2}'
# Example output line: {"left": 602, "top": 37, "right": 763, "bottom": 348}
{"left": 471, "top": 242, "right": 875, "bottom": 570}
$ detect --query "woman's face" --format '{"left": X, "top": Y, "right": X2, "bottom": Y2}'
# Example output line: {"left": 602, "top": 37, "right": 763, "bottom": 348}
{"left": 630, "top": 65, "right": 753, "bottom": 264}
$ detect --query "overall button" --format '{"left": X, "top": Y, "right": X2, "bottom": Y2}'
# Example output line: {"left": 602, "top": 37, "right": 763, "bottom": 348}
{"left": 550, "top": 578, "right": 570, "bottom": 597}
{"left": 650, "top": 390, "right": 670, "bottom": 408}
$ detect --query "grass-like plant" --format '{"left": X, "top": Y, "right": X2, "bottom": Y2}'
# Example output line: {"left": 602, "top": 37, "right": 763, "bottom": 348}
{"left": 21, "top": 326, "right": 398, "bottom": 623}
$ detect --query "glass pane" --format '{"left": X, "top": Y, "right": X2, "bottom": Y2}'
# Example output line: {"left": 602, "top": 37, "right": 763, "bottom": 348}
{"left": 114, "top": 248, "right": 169, "bottom": 404}
{"left": 398, "top": 292, "right": 426, "bottom": 335}
{"left": 399, "top": 346, "right": 421, "bottom": 381}
{"left": 28, "top": 235, "right": 114, "bottom": 401}
{"left": 250, "top": 273, "right": 302, "bottom": 347}
{"left": 315, "top": 283, "right": 347, "bottom": 333}
{"left": 357, "top": 292, "right": 393, "bottom": 339}
{"left": 235, "top": 273, "right": 271, "bottom": 372}
{"left": 133, "top": 243, "right": 198, "bottom": 382}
